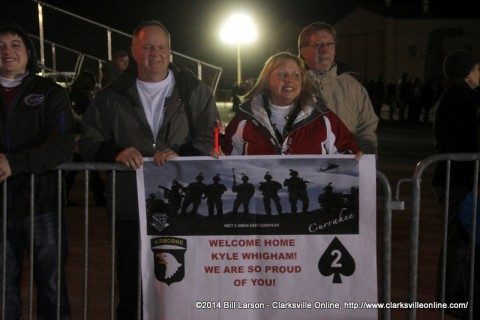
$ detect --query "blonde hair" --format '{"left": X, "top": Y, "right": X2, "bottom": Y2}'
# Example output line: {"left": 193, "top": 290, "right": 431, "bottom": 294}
{"left": 244, "top": 52, "right": 316, "bottom": 107}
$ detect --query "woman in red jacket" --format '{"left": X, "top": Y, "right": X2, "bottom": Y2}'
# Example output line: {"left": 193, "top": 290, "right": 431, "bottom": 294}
{"left": 222, "top": 52, "right": 361, "bottom": 159}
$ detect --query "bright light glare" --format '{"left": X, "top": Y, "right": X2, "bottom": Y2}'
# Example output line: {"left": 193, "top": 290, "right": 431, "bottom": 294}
{"left": 220, "top": 13, "right": 257, "bottom": 44}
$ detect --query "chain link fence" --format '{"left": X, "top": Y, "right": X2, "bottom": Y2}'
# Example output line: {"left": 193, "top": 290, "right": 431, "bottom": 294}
{"left": 1, "top": 0, "right": 222, "bottom": 93}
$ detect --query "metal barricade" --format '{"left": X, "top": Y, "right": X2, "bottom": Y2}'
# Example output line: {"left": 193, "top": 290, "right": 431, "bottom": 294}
{"left": 396, "top": 153, "right": 480, "bottom": 320}
{"left": 1, "top": 165, "right": 394, "bottom": 320}
{"left": 377, "top": 170, "right": 394, "bottom": 320}
{"left": 0, "top": 163, "right": 128, "bottom": 320}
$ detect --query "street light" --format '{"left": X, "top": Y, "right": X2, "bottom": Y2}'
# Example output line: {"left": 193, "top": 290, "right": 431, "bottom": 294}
{"left": 220, "top": 13, "right": 257, "bottom": 85}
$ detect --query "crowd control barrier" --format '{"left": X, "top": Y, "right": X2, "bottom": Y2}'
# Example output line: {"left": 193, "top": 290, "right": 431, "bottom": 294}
{"left": 1, "top": 163, "right": 395, "bottom": 320}
{"left": 395, "top": 153, "right": 480, "bottom": 320}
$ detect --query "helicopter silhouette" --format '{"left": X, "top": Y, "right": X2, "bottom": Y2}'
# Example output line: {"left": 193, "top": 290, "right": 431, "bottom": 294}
{"left": 318, "top": 163, "right": 339, "bottom": 173}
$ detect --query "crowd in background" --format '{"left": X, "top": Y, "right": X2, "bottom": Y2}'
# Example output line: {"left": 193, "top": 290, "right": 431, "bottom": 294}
{"left": 364, "top": 73, "right": 444, "bottom": 124}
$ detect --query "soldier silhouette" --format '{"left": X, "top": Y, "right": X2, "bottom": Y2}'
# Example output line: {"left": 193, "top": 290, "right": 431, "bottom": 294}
{"left": 158, "top": 180, "right": 185, "bottom": 216}
{"left": 232, "top": 173, "right": 255, "bottom": 218}
{"left": 318, "top": 182, "right": 349, "bottom": 211}
{"left": 283, "top": 169, "right": 309, "bottom": 214}
{"left": 346, "top": 186, "right": 359, "bottom": 211}
{"left": 166, "top": 180, "right": 184, "bottom": 216}
{"left": 259, "top": 172, "right": 283, "bottom": 216}
{"left": 205, "top": 174, "right": 228, "bottom": 218}
{"left": 180, "top": 173, "right": 206, "bottom": 216}
{"left": 318, "top": 182, "right": 334, "bottom": 211}
{"left": 146, "top": 193, "right": 167, "bottom": 215}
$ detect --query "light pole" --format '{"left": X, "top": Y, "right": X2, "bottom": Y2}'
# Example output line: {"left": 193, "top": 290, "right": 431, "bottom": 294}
{"left": 220, "top": 13, "right": 257, "bottom": 85}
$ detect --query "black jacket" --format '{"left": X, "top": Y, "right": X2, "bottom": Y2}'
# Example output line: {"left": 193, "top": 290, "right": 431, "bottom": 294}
{"left": 79, "top": 64, "right": 218, "bottom": 220}
{"left": 0, "top": 74, "right": 75, "bottom": 216}
{"left": 432, "top": 81, "right": 480, "bottom": 188}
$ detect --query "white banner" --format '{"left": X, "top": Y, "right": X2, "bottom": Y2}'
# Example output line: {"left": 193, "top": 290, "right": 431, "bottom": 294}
{"left": 136, "top": 155, "right": 377, "bottom": 319}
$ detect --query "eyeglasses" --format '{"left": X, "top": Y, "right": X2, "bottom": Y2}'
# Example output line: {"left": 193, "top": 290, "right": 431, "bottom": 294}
{"left": 306, "top": 42, "right": 336, "bottom": 50}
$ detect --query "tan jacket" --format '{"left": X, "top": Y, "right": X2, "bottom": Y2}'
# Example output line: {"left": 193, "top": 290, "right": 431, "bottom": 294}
{"left": 308, "top": 65, "right": 378, "bottom": 155}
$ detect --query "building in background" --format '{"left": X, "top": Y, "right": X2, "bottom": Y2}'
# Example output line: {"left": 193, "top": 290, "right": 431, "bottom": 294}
{"left": 334, "top": 6, "right": 480, "bottom": 83}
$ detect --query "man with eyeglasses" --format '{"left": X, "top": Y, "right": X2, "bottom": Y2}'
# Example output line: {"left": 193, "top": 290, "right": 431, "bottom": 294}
{"left": 298, "top": 22, "right": 378, "bottom": 155}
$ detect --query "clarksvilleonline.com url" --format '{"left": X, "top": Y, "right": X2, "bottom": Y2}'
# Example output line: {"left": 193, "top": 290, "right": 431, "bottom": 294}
{"left": 344, "top": 301, "right": 468, "bottom": 310}
{"left": 195, "top": 300, "right": 468, "bottom": 310}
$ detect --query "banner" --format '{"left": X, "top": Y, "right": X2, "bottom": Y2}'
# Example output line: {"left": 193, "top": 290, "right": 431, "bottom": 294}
{"left": 136, "top": 155, "right": 377, "bottom": 319}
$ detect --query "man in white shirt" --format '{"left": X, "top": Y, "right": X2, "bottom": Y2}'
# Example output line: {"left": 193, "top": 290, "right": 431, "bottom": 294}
{"left": 79, "top": 20, "right": 219, "bottom": 319}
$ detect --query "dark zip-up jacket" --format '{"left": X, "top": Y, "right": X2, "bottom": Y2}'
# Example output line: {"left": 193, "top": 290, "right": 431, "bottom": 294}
{"left": 0, "top": 73, "right": 75, "bottom": 216}
{"left": 432, "top": 81, "right": 480, "bottom": 188}
{"left": 79, "top": 64, "right": 218, "bottom": 220}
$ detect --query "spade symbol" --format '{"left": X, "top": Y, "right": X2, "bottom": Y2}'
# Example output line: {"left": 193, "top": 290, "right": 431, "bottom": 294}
{"left": 318, "top": 237, "right": 355, "bottom": 283}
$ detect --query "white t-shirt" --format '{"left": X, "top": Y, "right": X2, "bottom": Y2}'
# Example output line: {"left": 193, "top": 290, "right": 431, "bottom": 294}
{"left": 269, "top": 102, "right": 295, "bottom": 134}
{"left": 136, "top": 70, "right": 175, "bottom": 139}
{"left": 0, "top": 73, "right": 28, "bottom": 88}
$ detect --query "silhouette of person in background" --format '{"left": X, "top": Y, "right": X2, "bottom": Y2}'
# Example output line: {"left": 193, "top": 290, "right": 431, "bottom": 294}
{"left": 420, "top": 77, "right": 437, "bottom": 124}
{"left": 101, "top": 48, "right": 129, "bottom": 87}
{"left": 386, "top": 81, "right": 398, "bottom": 120}
{"left": 407, "top": 77, "right": 422, "bottom": 123}
{"left": 367, "top": 76, "right": 385, "bottom": 119}
{"left": 231, "top": 80, "right": 247, "bottom": 112}
{"left": 397, "top": 72, "right": 411, "bottom": 122}
{"left": 66, "top": 70, "right": 106, "bottom": 206}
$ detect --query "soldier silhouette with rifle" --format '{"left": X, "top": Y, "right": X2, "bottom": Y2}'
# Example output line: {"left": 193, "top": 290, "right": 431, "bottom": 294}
{"left": 231, "top": 169, "right": 255, "bottom": 218}
{"left": 158, "top": 179, "right": 185, "bottom": 216}
{"left": 180, "top": 173, "right": 206, "bottom": 216}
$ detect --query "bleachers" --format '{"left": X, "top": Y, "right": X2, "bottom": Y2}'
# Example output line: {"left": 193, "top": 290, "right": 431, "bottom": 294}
{"left": 0, "top": 0, "right": 222, "bottom": 92}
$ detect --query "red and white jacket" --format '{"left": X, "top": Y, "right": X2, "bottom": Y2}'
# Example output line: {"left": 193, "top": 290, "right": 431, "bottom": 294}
{"left": 223, "top": 95, "right": 360, "bottom": 156}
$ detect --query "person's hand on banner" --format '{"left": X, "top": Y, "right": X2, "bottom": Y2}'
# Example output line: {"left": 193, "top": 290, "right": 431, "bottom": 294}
{"left": 209, "top": 146, "right": 225, "bottom": 159}
{"left": 153, "top": 149, "right": 178, "bottom": 166}
{"left": 116, "top": 146, "right": 144, "bottom": 170}
{"left": 355, "top": 151, "right": 363, "bottom": 161}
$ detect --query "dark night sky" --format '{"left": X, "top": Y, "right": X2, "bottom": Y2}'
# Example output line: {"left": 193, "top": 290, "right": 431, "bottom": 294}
{"left": 40, "top": 0, "right": 361, "bottom": 82}
{"left": 38, "top": 0, "right": 478, "bottom": 85}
